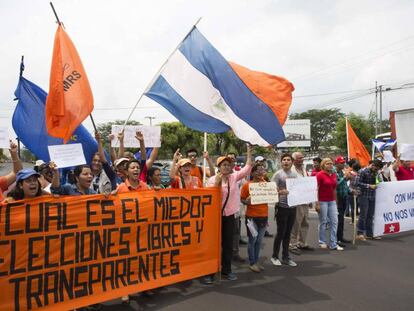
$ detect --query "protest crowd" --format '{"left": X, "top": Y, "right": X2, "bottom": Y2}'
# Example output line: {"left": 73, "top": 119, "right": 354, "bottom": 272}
{"left": 1, "top": 130, "right": 413, "bottom": 310}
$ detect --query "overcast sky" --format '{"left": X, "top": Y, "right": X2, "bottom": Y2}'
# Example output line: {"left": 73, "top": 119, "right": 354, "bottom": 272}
{"left": 1, "top": 0, "right": 414, "bottom": 135}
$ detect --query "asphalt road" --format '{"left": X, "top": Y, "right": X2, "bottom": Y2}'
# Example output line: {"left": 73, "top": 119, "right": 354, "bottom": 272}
{"left": 102, "top": 212, "right": 414, "bottom": 311}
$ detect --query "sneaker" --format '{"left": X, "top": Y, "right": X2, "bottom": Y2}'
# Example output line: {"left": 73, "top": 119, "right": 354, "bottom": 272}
{"left": 270, "top": 257, "right": 282, "bottom": 266}
{"left": 373, "top": 236, "right": 382, "bottom": 240}
{"left": 222, "top": 272, "right": 238, "bottom": 281}
{"left": 289, "top": 247, "right": 301, "bottom": 255}
{"left": 319, "top": 243, "right": 328, "bottom": 249}
{"left": 249, "top": 264, "right": 261, "bottom": 273}
{"left": 337, "top": 241, "right": 347, "bottom": 248}
{"left": 203, "top": 276, "right": 214, "bottom": 284}
{"left": 257, "top": 263, "right": 265, "bottom": 271}
{"left": 339, "top": 239, "right": 351, "bottom": 244}
{"left": 264, "top": 231, "right": 274, "bottom": 238}
{"left": 282, "top": 258, "right": 298, "bottom": 267}
{"left": 330, "top": 245, "right": 344, "bottom": 251}
{"left": 356, "top": 234, "right": 366, "bottom": 241}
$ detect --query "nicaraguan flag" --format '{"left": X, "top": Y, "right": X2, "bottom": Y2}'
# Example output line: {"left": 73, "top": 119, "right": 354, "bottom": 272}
{"left": 372, "top": 139, "right": 396, "bottom": 151}
{"left": 145, "top": 27, "right": 294, "bottom": 146}
{"left": 12, "top": 75, "right": 98, "bottom": 163}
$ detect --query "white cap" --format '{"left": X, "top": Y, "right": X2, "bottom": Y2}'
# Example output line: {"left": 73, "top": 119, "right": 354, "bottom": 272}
{"left": 255, "top": 156, "right": 265, "bottom": 162}
{"left": 35, "top": 160, "right": 45, "bottom": 167}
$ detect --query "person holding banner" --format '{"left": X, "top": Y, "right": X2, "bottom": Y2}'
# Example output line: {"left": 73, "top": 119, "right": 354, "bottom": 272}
{"left": 240, "top": 163, "right": 269, "bottom": 272}
{"left": 316, "top": 158, "right": 343, "bottom": 251}
{"left": 205, "top": 144, "right": 252, "bottom": 282}
{"left": 0, "top": 140, "right": 22, "bottom": 202}
{"left": 51, "top": 164, "right": 97, "bottom": 195}
{"left": 147, "top": 166, "right": 167, "bottom": 189}
{"left": 116, "top": 159, "right": 148, "bottom": 193}
{"left": 356, "top": 159, "right": 384, "bottom": 240}
{"left": 4, "top": 169, "right": 48, "bottom": 202}
{"left": 270, "top": 153, "right": 298, "bottom": 267}
{"left": 170, "top": 150, "right": 202, "bottom": 189}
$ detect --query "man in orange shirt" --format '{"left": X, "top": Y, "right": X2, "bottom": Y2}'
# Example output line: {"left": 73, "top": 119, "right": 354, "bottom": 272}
{"left": 186, "top": 148, "right": 215, "bottom": 182}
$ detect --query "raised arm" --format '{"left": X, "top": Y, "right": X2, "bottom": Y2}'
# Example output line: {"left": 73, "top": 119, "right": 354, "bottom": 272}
{"left": 392, "top": 154, "right": 400, "bottom": 173}
{"left": 146, "top": 147, "right": 159, "bottom": 170}
{"left": 4, "top": 140, "right": 23, "bottom": 187}
{"left": 108, "top": 134, "right": 117, "bottom": 163}
{"left": 50, "top": 162, "right": 61, "bottom": 189}
{"left": 245, "top": 144, "right": 253, "bottom": 166}
{"left": 169, "top": 149, "right": 182, "bottom": 179}
{"left": 203, "top": 151, "right": 215, "bottom": 177}
{"left": 135, "top": 131, "right": 146, "bottom": 161}
{"left": 118, "top": 130, "right": 125, "bottom": 158}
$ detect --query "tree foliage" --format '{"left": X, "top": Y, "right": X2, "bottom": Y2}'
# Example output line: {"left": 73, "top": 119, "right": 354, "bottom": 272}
{"left": 290, "top": 108, "right": 344, "bottom": 150}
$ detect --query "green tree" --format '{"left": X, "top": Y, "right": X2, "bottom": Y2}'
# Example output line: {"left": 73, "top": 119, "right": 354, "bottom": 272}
{"left": 290, "top": 108, "right": 344, "bottom": 150}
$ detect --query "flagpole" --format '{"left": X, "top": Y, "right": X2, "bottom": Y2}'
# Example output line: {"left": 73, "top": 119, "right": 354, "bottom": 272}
{"left": 203, "top": 132, "right": 207, "bottom": 186}
{"left": 345, "top": 117, "right": 350, "bottom": 160}
{"left": 49, "top": 2, "right": 98, "bottom": 133}
{"left": 122, "top": 17, "right": 202, "bottom": 129}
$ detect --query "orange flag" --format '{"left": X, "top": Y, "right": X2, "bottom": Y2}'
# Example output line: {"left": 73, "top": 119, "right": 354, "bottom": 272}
{"left": 229, "top": 62, "right": 294, "bottom": 125}
{"left": 346, "top": 118, "right": 371, "bottom": 166}
{"left": 46, "top": 25, "right": 93, "bottom": 143}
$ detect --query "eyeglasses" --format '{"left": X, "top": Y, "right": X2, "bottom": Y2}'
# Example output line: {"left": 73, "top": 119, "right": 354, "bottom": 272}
{"left": 187, "top": 153, "right": 197, "bottom": 158}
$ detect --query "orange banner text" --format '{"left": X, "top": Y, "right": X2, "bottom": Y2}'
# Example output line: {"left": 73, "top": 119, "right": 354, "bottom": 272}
{"left": 0, "top": 188, "right": 221, "bottom": 311}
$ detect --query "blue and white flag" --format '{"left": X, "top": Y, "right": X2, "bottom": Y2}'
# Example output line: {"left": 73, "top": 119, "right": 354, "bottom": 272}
{"left": 145, "top": 27, "right": 294, "bottom": 146}
{"left": 372, "top": 139, "right": 396, "bottom": 152}
{"left": 12, "top": 76, "right": 98, "bottom": 163}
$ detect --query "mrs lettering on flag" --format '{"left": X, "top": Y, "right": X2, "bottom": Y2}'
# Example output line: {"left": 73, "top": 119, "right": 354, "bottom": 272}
{"left": 46, "top": 25, "right": 93, "bottom": 143}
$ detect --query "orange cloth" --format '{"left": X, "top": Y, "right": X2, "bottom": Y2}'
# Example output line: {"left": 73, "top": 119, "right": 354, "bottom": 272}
{"left": 46, "top": 25, "right": 94, "bottom": 143}
{"left": 240, "top": 181, "right": 269, "bottom": 217}
{"left": 346, "top": 119, "right": 371, "bottom": 167}
{"left": 171, "top": 176, "right": 202, "bottom": 189}
{"left": 0, "top": 176, "right": 8, "bottom": 202}
{"left": 229, "top": 62, "right": 294, "bottom": 126}
{"left": 116, "top": 179, "right": 148, "bottom": 193}
{"left": 189, "top": 165, "right": 209, "bottom": 180}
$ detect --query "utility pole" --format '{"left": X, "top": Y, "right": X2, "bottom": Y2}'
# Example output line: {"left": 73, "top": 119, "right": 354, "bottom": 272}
{"left": 379, "top": 85, "right": 383, "bottom": 134}
{"left": 145, "top": 116, "right": 156, "bottom": 126}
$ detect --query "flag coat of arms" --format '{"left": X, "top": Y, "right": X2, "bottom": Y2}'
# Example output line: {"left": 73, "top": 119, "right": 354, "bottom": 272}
{"left": 46, "top": 25, "right": 94, "bottom": 143}
{"left": 145, "top": 27, "right": 294, "bottom": 146}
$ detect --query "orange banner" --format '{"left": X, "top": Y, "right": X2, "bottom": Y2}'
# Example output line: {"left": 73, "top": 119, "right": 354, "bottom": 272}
{"left": 45, "top": 25, "right": 94, "bottom": 143}
{"left": 0, "top": 188, "right": 221, "bottom": 310}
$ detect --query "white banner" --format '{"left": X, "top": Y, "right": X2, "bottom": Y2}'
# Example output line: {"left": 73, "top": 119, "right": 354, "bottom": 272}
{"left": 373, "top": 180, "right": 414, "bottom": 237}
{"left": 48, "top": 143, "right": 86, "bottom": 168}
{"left": 0, "top": 127, "right": 9, "bottom": 149}
{"left": 249, "top": 182, "right": 278, "bottom": 205}
{"left": 111, "top": 125, "right": 161, "bottom": 148}
{"left": 400, "top": 143, "right": 414, "bottom": 161}
{"left": 277, "top": 119, "right": 311, "bottom": 148}
{"left": 286, "top": 176, "right": 318, "bottom": 206}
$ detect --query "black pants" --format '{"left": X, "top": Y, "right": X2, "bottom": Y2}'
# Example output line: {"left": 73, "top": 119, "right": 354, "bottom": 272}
{"left": 222, "top": 215, "right": 235, "bottom": 274}
{"left": 337, "top": 195, "right": 347, "bottom": 241}
{"left": 273, "top": 206, "right": 296, "bottom": 260}
{"left": 232, "top": 216, "right": 241, "bottom": 256}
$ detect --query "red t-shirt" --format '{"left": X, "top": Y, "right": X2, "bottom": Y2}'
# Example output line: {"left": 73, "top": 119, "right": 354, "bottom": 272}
{"left": 395, "top": 166, "right": 414, "bottom": 181}
{"left": 0, "top": 176, "right": 8, "bottom": 202}
{"left": 316, "top": 170, "right": 337, "bottom": 202}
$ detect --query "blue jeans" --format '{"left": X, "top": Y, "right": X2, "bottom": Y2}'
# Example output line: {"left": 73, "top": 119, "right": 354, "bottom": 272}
{"left": 246, "top": 218, "right": 267, "bottom": 265}
{"left": 318, "top": 201, "right": 338, "bottom": 249}
{"left": 357, "top": 196, "right": 375, "bottom": 237}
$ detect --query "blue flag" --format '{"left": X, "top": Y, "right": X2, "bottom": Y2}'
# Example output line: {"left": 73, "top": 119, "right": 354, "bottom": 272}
{"left": 12, "top": 76, "right": 98, "bottom": 163}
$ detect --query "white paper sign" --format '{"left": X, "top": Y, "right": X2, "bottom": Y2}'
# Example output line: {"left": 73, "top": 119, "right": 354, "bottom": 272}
{"left": 383, "top": 150, "right": 396, "bottom": 163}
{"left": 373, "top": 180, "right": 414, "bottom": 237}
{"left": 400, "top": 143, "right": 414, "bottom": 161}
{"left": 111, "top": 125, "right": 161, "bottom": 148}
{"left": 286, "top": 176, "right": 318, "bottom": 206}
{"left": 48, "top": 143, "right": 86, "bottom": 168}
{"left": 0, "top": 127, "right": 9, "bottom": 149}
{"left": 249, "top": 182, "right": 278, "bottom": 205}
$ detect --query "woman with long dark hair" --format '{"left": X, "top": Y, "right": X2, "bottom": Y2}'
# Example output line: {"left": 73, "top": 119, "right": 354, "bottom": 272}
{"left": 5, "top": 169, "right": 45, "bottom": 202}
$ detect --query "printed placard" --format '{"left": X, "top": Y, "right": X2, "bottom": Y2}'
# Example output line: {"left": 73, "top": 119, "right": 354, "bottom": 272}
{"left": 48, "top": 143, "right": 86, "bottom": 168}
{"left": 111, "top": 125, "right": 161, "bottom": 148}
{"left": 249, "top": 182, "right": 278, "bottom": 204}
{"left": 286, "top": 176, "right": 318, "bottom": 206}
